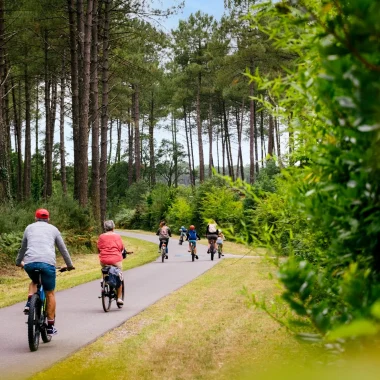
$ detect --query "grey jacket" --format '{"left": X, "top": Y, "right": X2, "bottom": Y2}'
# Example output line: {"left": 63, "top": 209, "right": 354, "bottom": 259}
{"left": 15, "top": 221, "right": 73, "bottom": 267}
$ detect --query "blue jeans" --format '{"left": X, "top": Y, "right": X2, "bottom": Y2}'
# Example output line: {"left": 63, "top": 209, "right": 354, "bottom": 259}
{"left": 24, "top": 262, "right": 56, "bottom": 291}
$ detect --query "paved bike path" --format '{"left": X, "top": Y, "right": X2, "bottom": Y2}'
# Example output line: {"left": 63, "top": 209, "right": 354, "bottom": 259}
{"left": 0, "top": 232, "right": 221, "bottom": 380}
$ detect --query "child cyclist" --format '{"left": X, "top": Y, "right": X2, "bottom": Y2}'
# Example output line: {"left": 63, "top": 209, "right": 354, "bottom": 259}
{"left": 186, "top": 225, "right": 201, "bottom": 259}
{"left": 216, "top": 230, "right": 225, "bottom": 257}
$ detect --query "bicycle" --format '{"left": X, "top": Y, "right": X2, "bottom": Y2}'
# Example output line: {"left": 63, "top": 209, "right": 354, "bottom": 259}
{"left": 27, "top": 267, "right": 71, "bottom": 352}
{"left": 161, "top": 241, "right": 168, "bottom": 263}
{"left": 179, "top": 234, "right": 184, "bottom": 245}
{"left": 100, "top": 266, "right": 125, "bottom": 312}
{"left": 189, "top": 240, "right": 198, "bottom": 262}
{"left": 217, "top": 244, "right": 223, "bottom": 259}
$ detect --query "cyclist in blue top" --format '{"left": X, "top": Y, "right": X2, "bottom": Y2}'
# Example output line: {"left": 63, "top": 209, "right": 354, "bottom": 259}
{"left": 179, "top": 226, "right": 187, "bottom": 238}
{"left": 186, "top": 225, "right": 201, "bottom": 259}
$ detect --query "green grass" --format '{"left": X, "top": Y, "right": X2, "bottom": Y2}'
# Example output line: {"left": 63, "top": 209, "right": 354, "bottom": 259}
{"left": 32, "top": 258, "right": 323, "bottom": 380}
{"left": 0, "top": 237, "right": 158, "bottom": 309}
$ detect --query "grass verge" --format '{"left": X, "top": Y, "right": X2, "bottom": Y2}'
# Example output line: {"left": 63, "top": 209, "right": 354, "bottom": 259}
{"left": 32, "top": 258, "right": 322, "bottom": 380}
{"left": 123, "top": 229, "right": 264, "bottom": 256}
{"left": 0, "top": 237, "right": 158, "bottom": 309}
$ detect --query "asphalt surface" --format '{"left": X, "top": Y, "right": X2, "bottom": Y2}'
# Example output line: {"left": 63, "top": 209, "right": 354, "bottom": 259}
{"left": 0, "top": 231, "right": 223, "bottom": 380}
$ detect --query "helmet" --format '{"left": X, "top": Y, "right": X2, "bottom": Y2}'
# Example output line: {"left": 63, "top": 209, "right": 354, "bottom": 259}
{"left": 189, "top": 225, "right": 195, "bottom": 230}
{"left": 181, "top": 226, "right": 185, "bottom": 229}
{"left": 35, "top": 208, "right": 49, "bottom": 219}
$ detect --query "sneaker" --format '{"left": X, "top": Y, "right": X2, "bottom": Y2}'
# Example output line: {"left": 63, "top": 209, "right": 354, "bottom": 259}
{"left": 23, "top": 301, "right": 31, "bottom": 314}
{"left": 196, "top": 255, "right": 199, "bottom": 260}
{"left": 117, "top": 298, "right": 124, "bottom": 305}
{"left": 207, "top": 249, "right": 210, "bottom": 254}
{"left": 46, "top": 325, "right": 58, "bottom": 336}
{"left": 165, "top": 255, "right": 168, "bottom": 259}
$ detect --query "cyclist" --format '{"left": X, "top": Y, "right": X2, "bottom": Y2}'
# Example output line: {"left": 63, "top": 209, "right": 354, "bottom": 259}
{"left": 186, "top": 225, "right": 200, "bottom": 259}
{"left": 179, "top": 225, "right": 187, "bottom": 240}
{"left": 97, "top": 220, "right": 126, "bottom": 306}
{"left": 206, "top": 220, "right": 219, "bottom": 254}
{"left": 15, "top": 208, "right": 75, "bottom": 335}
{"left": 216, "top": 231, "right": 225, "bottom": 257}
{"left": 156, "top": 221, "right": 171, "bottom": 259}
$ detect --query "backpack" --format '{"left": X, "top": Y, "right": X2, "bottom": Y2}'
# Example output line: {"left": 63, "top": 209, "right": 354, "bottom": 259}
{"left": 159, "top": 226, "right": 169, "bottom": 239}
{"left": 208, "top": 224, "right": 217, "bottom": 234}
{"left": 107, "top": 266, "right": 122, "bottom": 288}
{"left": 188, "top": 230, "right": 197, "bottom": 240}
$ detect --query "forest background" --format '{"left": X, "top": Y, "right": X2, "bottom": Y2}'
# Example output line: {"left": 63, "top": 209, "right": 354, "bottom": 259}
{"left": 0, "top": 0, "right": 379, "bottom": 346}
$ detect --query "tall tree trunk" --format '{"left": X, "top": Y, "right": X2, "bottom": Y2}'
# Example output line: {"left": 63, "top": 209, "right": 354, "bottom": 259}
{"left": 208, "top": 101, "right": 213, "bottom": 178}
{"left": 0, "top": 0, "right": 11, "bottom": 202}
{"left": 100, "top": 0, "right": 110, "bottom": 225}
{"left": 77, "top": 0, "right": 94, "bottom": 207}
{"left": 77, "top": 0, "right": 84, "bottom": 109}
{"left": 184, "top": 106, "right": 193, "bottom": 187}
{"left": 127, "top": 107, "right": 133, "bottom": 186}
{"left": 11, "top": 77, "right": 22, "bottom": 200}
{"left": 254, "top": 100, "right": 259, "bottom": 175}
{"left": 288, "top": 116, "right": 294, "bottom": 166}
{"left": 222, "top": 100, "right": 234, "bottom": 180}
{"left": 34, "top": 80, "right": 41, "bottom": 200}
{"left": 236, "top": 103, "right": 244, "bottom": 180}
{"left": 172, "top": 115, "right": 178, "bottom": 187}
{"left": 59, "top": 55, "right": 67, "bottom": 196}
{"left": 221, "top": 117, "right": 225, "bottom": 176}
{"left": 189, "top": 112, "right": 195, "bottom": 185}
{"left": 216, "top": 124, "right": 220, "bottom": 174}
{"left": 108, "top": 118, "right": 113, "bottom": 164}
{"left": 116, "top": 119, "right": 121, "bottom": 163}
{"left": 149, "top": 91, "right": 156, "bottom": 185}
{"left": 275, "top": 116, "right": 282, "bottom": 167}
{"left": 268, "top": 114, "right": 275, "bottom": 158}
{"left": 68, "top": 0, "right": 80, "bottom": 199}
{"left": 133, "top": 84, "right": 141, "bottom": 181}
{"left": 196, "top": 73, "right": 204, "bottom": 182}
{"left": 249, "top": 65, "right": 255, "bottom": 184}
{"left": 24, "top": 66, "right": 31, "bottom": 199}
{"left": 90, "top": 0, "right": 100, "bottom": 222}
{"left": 260, "top": 109, "right": 264, "bottom": 168}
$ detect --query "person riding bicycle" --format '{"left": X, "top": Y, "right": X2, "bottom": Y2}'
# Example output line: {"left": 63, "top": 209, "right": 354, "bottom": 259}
{"left": 186, "top": 225, "right": 200, "bottom": 259}
{"left": 15, "top": 208, "right": 75, "bottom": 335}
{"left": 179, "top": 226, "right": 187, "bottom": 240}
{"left": 156, "top": 221, "right": 171, "bottom": 258}
{"left": 216, "top": 230, "right": 225, "bottom": 257}
{"left": 206, "top": 220, "right": 219, "bottom": 254}
{"left": 97, "top": 220, "right": 126, "bottom": 306}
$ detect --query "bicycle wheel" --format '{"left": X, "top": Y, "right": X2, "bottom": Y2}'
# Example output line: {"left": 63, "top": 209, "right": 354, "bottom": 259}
{"left": 210, "top": 243, "right": 215, "bottom": 261}
{"left": 40, "top": 299, "right": 52, "bottom": 343}
{"left": 218, "top": 246, "right": 222, "bottom": 259}
{"left": 161, "top": 247, "right": 166, "bottom": 262}
{"left": 117, "top": 280, "right": 125, "bottom": 309}
{"left": 102, "top": 282, "right": 112, "bottom": 312}
{"left": 28, "top": 294, "right": 41, "bottom": 352}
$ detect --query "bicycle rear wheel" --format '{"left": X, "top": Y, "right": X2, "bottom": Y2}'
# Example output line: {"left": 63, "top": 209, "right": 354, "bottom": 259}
{"left": 161, "top": 247, "right": 166, "bottom": 262}
{"left": 117, "top": 280, "right": 125, "bottom": 309}
{"left": 210, "top": 243, "right": 215, "bottom": 261}
{"left": 102, "top": 282, "right": 112, "bottom": 312}
{"left": 28, "top": 294, "right": 41, "bottom": 352}
{"left": 218, "top": 246, "right": 222, "bottom": 259}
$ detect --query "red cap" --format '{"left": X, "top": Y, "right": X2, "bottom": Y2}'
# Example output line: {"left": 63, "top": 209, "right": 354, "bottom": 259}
{"left": 35, "top": 208, "right": 50, "bottom": 219}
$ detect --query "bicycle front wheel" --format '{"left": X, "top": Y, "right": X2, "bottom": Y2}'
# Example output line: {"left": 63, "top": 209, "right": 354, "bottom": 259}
{"left": 28, "top": 294, "right": 41, "bottom": 352}
{"left": 102, "top": 282, "right": 112, "bottom": 312}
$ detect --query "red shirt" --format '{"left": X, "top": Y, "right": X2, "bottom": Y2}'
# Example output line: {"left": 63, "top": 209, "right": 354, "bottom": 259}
{"left": 97, "top": 232, "right": 124, "bottom": 265}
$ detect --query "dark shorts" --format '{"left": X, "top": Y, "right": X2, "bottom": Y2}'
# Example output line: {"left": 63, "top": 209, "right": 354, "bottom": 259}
{"left": 24, "top": 262, "right": 56, "bottom": 291}
{"left": 207, "top": 234, "right": 218, "bottom": 242}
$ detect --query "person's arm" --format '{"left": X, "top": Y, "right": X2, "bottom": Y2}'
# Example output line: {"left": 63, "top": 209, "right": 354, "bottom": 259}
{"left": 156, "top": 228, "right": 160, "bottom": 236}
{"left": 196, "top": 233, "right": 201, "bottom": 240}
{"left": 55, "top": 233, "right": 74, "bottom": 268}
{"left": 15, "top": 230, "right": 28, "bottom": 266}
{"left": 186, "top": 232, "right": 189, "bottom": 241}
{"left": 168, "top": 228, "right": 172, "bottom": 237}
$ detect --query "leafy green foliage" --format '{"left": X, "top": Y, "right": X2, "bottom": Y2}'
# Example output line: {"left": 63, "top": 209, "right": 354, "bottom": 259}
{"left": 245, "top": 0, "right": 380, "bottom": 342}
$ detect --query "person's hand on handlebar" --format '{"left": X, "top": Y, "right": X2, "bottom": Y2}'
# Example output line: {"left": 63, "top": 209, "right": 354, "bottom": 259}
{"left": 59, "top": 266, "right": 75, "bottom": 272}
